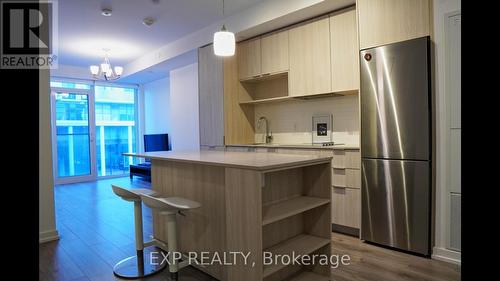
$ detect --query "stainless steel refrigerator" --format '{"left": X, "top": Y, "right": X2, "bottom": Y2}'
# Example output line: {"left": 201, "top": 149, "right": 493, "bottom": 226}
{"left": 360, "top": 37, "right": 431, "bottom": 256}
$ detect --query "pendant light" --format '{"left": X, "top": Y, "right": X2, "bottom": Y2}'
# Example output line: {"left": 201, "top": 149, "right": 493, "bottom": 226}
{"left": 213, "top": 0, "right": 235, "bottom": 56}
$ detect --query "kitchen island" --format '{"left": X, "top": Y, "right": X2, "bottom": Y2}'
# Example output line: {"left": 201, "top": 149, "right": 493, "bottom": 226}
{"left": 125, "top": 150, "right": 332, "bottom": 281}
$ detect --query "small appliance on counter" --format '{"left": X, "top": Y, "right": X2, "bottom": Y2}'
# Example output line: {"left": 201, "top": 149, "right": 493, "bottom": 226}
{"left": 312, "top": 114, "right": 333, "bottom": 144}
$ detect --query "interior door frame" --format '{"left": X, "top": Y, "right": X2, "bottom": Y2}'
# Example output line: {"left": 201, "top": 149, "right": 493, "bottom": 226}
{"left": 50, "top": 86, "right": 98, "bottom": 185}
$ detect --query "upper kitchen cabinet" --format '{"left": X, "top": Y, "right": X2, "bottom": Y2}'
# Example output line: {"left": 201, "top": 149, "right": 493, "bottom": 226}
{"left": 357, "top": 0, "right": 431, "bottom": 49}
{"left": 224, "top": 54, "right": 256, "bottom": 144}
{"left": 330, "top": 7, "right": 359, "bottom": 92}
{"left": 289, "top": 16, "right": 332, "bottom": 97}
{"left": 261, "top": 30, "right": 289, "bottom": 75}
{"left": 198, "top": 44, "right": 224, "bottom": 147}
{"left": 237, "top": 37, "right": 261, "bottom": 80}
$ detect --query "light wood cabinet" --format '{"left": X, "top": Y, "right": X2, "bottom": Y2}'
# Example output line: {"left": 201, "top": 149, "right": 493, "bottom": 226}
{"left": 345, "top": 169, "right": 361, "bottom": 189}
{"left": 261, "top": 30, "right": 289, "bottom": 75}
{"left": 223, "top": 55, "right": 255, "bottom": 145}
{"left": 357, "top": 0, "right": 431, "bottom": 49}
{"left": 332, "top": 150, "right": 345, "bottom": 168}
{"left": 237, "top": 37, "right": 261, "bottom": 80}
{"left": 289, "top": 16, "right": 332, "bottom": 97}
{"left": 330, "top": 148, "right": 361, "bottom": 233}
{"left": 332, "top": 168, "right": 346, "bottom": 187}
{"left": 345, "top": 150, "right": 361, "bottom": 169}
{"left": 198, "top": 45, "right": 224, "bottom": 147}
{"left": 333, "top": 168, "right": 361, "bottom": 189}
{"left": 330, "top": 7, "right": 359, "bottom": 92}
{"left": 332, "top": 187, "right": 360, "bottom": 229}
{"left": 225, "top": 146, "right": 253, "bottom": 152}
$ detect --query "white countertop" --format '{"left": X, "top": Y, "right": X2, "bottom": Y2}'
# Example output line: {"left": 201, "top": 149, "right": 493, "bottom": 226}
{"left": 124, "top": 150, "right": 332, "bottom": 171}
{"left": 226, "top": 143, "right": 360, "bottom": 150}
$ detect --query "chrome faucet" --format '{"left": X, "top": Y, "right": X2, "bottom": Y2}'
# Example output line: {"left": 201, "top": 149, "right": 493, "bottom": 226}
{"left": 257, "top": 116, "right": 273, "bottom": 143}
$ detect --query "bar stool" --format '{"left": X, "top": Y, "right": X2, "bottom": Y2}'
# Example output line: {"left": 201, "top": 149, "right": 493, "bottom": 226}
{"left": 111, "top": 185, "right": 167, "bottom": 279}
{"left": 140, "top": 194, "right": 201, "bottom": 280}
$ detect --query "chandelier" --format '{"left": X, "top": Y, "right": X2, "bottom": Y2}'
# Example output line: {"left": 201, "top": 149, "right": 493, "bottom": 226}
{"left": 89, "top": 49, "right": 123, "bottom": 81}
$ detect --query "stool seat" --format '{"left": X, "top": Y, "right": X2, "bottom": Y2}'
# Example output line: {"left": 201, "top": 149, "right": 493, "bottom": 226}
{"left": 112, "top": 185, "right": 157, "bottom": 202}
{"left": 141, "top": 195, "right": 201, "bottom": 211}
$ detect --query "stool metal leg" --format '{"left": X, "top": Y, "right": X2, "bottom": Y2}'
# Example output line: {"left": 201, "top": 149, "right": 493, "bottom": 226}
{"left": 166, "top": 212, "right": 179, "bottom": 277}
{"left": 113, "top": 200, "right": 167, "bottom": 279}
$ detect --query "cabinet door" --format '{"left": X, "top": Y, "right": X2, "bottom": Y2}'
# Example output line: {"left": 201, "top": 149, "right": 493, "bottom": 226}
{"left": 261, "top": 30, "right": 289, "bottom": 75}
{"left": 237, "top": 37, "right": 261, "bottom": 80}
{"left": 357, "top": 0, "right": 430, "bottom": 49}
{"left": 332, "top": 187, "right": 360, "bottom": 228}
{"left": 345, "top": 150, "right": 361, "bottom": 169}
{"left": 330, "top": 8, "right": 359, "bottom": 92}
{"left": 289, "top": 17, "right": 332, "bottom": 96}
{"left": 198, "top": 45, "right": 224, "bottom": 146}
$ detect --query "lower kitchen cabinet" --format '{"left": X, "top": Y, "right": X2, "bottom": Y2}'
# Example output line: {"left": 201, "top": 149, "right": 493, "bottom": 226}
{"left": 332, "top": 168, "right": 360, "bottom": 188}
{"left": 331, "top": 186, "right": 360, "bottom": 231}
{"left": 225, "top": 146, "right": 254, "bottom": 152}
{"left": 224, "top": 146, "right": 362, "bottom": 236}
{"left": 200, "top": 145, "right": 226, "bottom": 151}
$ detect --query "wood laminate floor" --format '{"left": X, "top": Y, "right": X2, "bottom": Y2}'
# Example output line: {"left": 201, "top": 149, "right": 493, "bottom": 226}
{"left": 39, "top": 177, "right": 460, "bottom": 281}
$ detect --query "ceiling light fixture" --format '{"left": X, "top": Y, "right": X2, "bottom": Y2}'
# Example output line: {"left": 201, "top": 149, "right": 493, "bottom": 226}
{"left": 143, "top": 17, "right": 156, "bottom": 27}
{"left": 213, "top": 0, "right": 235, "bottom": 56}
{"left": 101, "top": 8, "right": 112, "bottom": 16}
{"left": 89, "top": 49, "right": 123, "bottom": 81}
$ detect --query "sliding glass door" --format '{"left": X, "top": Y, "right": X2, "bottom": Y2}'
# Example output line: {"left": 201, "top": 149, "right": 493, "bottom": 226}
{"left": 51, "top": 86, "right": 96, "bottom": 183}
{"left": 51, "top": 81, "right": 138, "bottom": 184}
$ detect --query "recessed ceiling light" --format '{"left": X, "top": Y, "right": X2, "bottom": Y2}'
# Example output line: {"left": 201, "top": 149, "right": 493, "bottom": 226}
{"left": 101, "top": 8, "right": 112, "bottom": 16}
{"left": 143, "top": 17, "right": 155, "bottom": 27}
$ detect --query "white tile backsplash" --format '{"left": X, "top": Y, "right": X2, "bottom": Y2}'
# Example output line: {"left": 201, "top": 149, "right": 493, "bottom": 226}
{"left": 254, "top": 95, "right": 359, "bottom": 145}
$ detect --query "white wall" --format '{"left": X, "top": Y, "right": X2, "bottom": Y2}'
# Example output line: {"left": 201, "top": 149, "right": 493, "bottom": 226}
{"left": 40, "top": 69, "right": 59, "bottom": 243}
{"left": 433, "top": 0, "right": 461, "bottom": 264}
{"left": 50, "top": 64, "right": 95, "bottom": 80}
{"left": 143, "top": 76, "right": 171, "bottom": 148}
{"left": 254, "top": 96, "right": 359, "bottom": 145}
{"left": 169, "top": 63, "right": 200, "bottom": 151}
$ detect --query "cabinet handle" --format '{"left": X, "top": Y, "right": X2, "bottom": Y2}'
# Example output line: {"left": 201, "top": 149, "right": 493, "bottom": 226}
{"left": 262, "top": 73, "right": 271, "bottom": 76}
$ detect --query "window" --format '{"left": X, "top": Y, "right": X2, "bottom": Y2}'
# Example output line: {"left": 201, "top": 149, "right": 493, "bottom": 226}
{"left": 95, "top": 85, "right": 137, "bottom": 176}
{"left": 50, "top": 81, "right": 91, "bottom": 89}
{"left": 50, "top": 80, "right": 139, "bottom": 182}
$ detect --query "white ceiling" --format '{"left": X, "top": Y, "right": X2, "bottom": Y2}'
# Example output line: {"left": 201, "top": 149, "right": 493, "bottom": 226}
{"left": 58, "top": 0, "right": 264, "bottom": 67}
{"left": 118, "top": 49, "right": 198, "bottom": 84}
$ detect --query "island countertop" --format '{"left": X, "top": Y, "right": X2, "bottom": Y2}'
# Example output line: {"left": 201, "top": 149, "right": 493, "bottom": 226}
{"left": 124, "top": 150, "right": 332, "bottom": 171}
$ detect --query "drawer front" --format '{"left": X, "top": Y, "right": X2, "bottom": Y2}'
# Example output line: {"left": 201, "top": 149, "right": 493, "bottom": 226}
{"left": 345, "top": 150, "right": 361, "bottom": 169}
{"left": 345, "top": 169, "right": 361, "bottom": 189}
{"left": 332, "top": 168, "right": 346, "bottom": 187}
{"left": 332, "top": 187, "right": 360, "bottom": 228}
{"left": 333, "top": 150, "right": 346, "bottom": 168}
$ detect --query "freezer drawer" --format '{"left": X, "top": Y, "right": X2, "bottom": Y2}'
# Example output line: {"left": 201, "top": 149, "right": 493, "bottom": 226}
{"left": 360, "top": 37, "right": 430, "bottom": 160}
{"left": 361, "top": 158, "right": 430, "bottom": 255}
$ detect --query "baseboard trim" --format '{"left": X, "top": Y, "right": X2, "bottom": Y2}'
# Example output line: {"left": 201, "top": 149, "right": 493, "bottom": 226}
{"left": 432, "top": 247, "right": 461, "bottom": 265}
{"left": 332, "top": 223, "right": 359, "bottom": 237}
{"left": 39, "top": 229, "right": 60, "bottom": 243}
